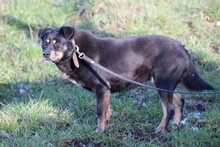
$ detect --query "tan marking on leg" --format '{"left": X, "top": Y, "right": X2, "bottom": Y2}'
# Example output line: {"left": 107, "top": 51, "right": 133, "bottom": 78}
{"left": 106, "top": 105, "right": 112, "bottom": 123}
{"left": 156, "top": 102, "right": 167, "bottom": 132}
{"left": 172, "top": 93, "right": 183, "bottom": 125}
{"left": 96, "top": 118, "right": 106, "bottom": 133}
{"left": 96, "top": 90, "right": 111, "bottom": 133}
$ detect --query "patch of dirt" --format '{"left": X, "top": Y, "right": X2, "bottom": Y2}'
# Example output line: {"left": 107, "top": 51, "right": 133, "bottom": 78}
{"left": 185, "top": 21, "right": 199, "bottom": 39}
{"left": 210, "top": 42, "right": 220, "bottom": 54}
{"left": 181, "top": 97, "right": 219, "bottom": 132}
{"left": 184, "top": 99, "right": 206, "bottom": 112}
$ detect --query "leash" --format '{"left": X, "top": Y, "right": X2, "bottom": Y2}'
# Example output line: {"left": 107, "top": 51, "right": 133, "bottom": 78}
{"left": 71, "top": 41, "right": 220, "bottom": 95}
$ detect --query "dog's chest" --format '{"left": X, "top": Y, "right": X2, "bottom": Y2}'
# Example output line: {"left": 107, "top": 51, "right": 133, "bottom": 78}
{"left": 69, "top": 78, "right": 81, "bottom": 86}
{"left": 56, "top": 62, "right": 93, "bottom": 91}
{"left": 57, "top": 65, "right": 85, "bottom": 86}
{"left": 68, "top": 74, "right": 93, "bottom": 91}
{"left": 68, "top": 74, "right": 85, "bottom": 86}
{"left": 56, "top": 62, "right": 73, "bottom": 75}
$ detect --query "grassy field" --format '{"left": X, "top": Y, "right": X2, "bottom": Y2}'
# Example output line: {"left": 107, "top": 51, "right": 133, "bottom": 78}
{"left": 0, "top": 0, "right": 220, "bottom": 146}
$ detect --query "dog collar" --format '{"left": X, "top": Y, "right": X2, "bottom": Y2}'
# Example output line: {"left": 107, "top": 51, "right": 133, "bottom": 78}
{"left": 71, "top": 39, "right": 80, "bottom": 68}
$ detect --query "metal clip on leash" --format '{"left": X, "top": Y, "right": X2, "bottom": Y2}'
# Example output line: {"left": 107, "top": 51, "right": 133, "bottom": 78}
{"left": 74, "top": 45, "right": 85, "bottom": 59}
{"left": 74, "top": 45, "right": 95, "bottom": 64}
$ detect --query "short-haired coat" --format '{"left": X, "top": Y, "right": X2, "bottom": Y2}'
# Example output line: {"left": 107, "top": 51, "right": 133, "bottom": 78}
{"left": 38, "top": 26, "right": 213, "bottom": 132}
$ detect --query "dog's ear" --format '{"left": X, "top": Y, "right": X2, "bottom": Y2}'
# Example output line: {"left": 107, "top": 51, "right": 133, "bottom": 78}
{"left": 58, "top": 26, "right": 75, "bottom": 40}
{"left": 38, "top": 27, "right": 52, "bottom": 40}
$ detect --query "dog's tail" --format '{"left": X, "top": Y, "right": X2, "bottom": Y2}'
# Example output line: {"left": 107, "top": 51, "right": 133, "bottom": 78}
{"left": 182, "top": 61, "right": 214, "bottom": 91}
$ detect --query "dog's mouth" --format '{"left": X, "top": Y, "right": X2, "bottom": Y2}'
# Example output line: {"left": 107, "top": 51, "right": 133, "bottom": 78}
{"left": 42, "top": 50, "right": 64, "bottom": 63}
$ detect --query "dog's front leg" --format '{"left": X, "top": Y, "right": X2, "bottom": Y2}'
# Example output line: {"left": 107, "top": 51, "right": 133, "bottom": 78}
{"left": 95, "top": 85, "right": 111, "bottom": 133}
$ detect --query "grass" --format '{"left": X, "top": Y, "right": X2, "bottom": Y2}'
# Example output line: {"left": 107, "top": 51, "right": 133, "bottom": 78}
{"left": 0, "top": 0, "right": 220, "bottom": 146}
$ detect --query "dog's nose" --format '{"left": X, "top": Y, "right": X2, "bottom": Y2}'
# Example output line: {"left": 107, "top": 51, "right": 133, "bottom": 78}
{"left": 43, "top": 52, "right": 50, "bottom": 58}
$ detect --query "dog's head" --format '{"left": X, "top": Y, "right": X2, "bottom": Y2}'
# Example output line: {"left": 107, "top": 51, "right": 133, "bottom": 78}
{"left": 38, "top": 26, "right": 76, "bottom": 63}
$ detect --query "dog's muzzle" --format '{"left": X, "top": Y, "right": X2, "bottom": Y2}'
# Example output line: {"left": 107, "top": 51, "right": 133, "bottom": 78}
{"left": 43, "top": 51, "right": 50, "bottom": 58}
{"left": 42, "top": 50, "right": 64, "bottom": 62}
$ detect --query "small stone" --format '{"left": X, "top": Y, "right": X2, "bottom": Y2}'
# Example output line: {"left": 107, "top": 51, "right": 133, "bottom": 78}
{"left": 196, "top": 120, "right": 206, "bottom": 128}
{"left": 216, "top": 21, "right": 220, "bottom": 27}
{"left": 192, "top": 126, "right": 199, "bottom": 132}
{"left": 0, "top": 130, "right": 13, "bottom": 138}
{"left": 196, "top": 103, "right": 205, "bottom": 112}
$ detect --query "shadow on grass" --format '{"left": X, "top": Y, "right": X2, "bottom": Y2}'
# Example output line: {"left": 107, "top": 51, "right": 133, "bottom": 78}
{"left": 0, "top": 14, "right": 39, "bottom": 42}
{"left": 0, "top": 15, "right": 31, "bottom": 30}
{"left": 0, "top": 79, "right": 80, "bottom": 104}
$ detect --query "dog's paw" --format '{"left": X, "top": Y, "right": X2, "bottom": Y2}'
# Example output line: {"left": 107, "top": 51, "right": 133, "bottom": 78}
{"left": 154, "top": 126, "right": 165, "bottom": 133}
{"left": 95, "top": 127, "right": 104, "bottom": 133}
{"left": 172, "top": 124, "right": 178, "bottom": 129}
{"left": 172, "top": 123, "right": 184, "bottom": 131}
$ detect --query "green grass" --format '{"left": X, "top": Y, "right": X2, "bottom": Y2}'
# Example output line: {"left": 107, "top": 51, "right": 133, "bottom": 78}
{"left": 0, "top": 0, "right": 220, "bottom": 146}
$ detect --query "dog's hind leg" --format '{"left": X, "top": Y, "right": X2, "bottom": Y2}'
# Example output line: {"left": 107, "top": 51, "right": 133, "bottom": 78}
{"left": 153, "top": 79, "right": 176, "bottom": 133}
{"left": 155, "top": 92, "right": 174, "bottom": 132}
{"left": 172, "top": 93, "right": 184, "bottom": 127}
{"left": 95, "top": 85, "right": 111, "bottom": 133}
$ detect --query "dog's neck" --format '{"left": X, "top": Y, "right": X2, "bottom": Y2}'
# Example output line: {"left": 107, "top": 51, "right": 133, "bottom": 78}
{"left": 54, "top": 38, "right": 83, "bottom": 75}
{"left": 55, "top": 58, "right": 75, "bottom": 75}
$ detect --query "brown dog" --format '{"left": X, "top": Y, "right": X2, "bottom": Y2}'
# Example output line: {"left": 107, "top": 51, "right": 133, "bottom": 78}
{"left": 38, "top": 26, "right": 214, "bottom": 132}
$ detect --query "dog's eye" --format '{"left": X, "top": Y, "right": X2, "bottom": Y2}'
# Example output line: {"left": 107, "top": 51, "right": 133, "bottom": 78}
{"left": 52, "top": 39, "right": 56, "bottom": 44}
{"left": 54, "top": 41, "right": 61, "bottom": 48}
{"left": 46, "top": 39, "right": 50, "bottom": 43}
{"left": 43, "top": 39, "right": 50, "bottom": 46}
